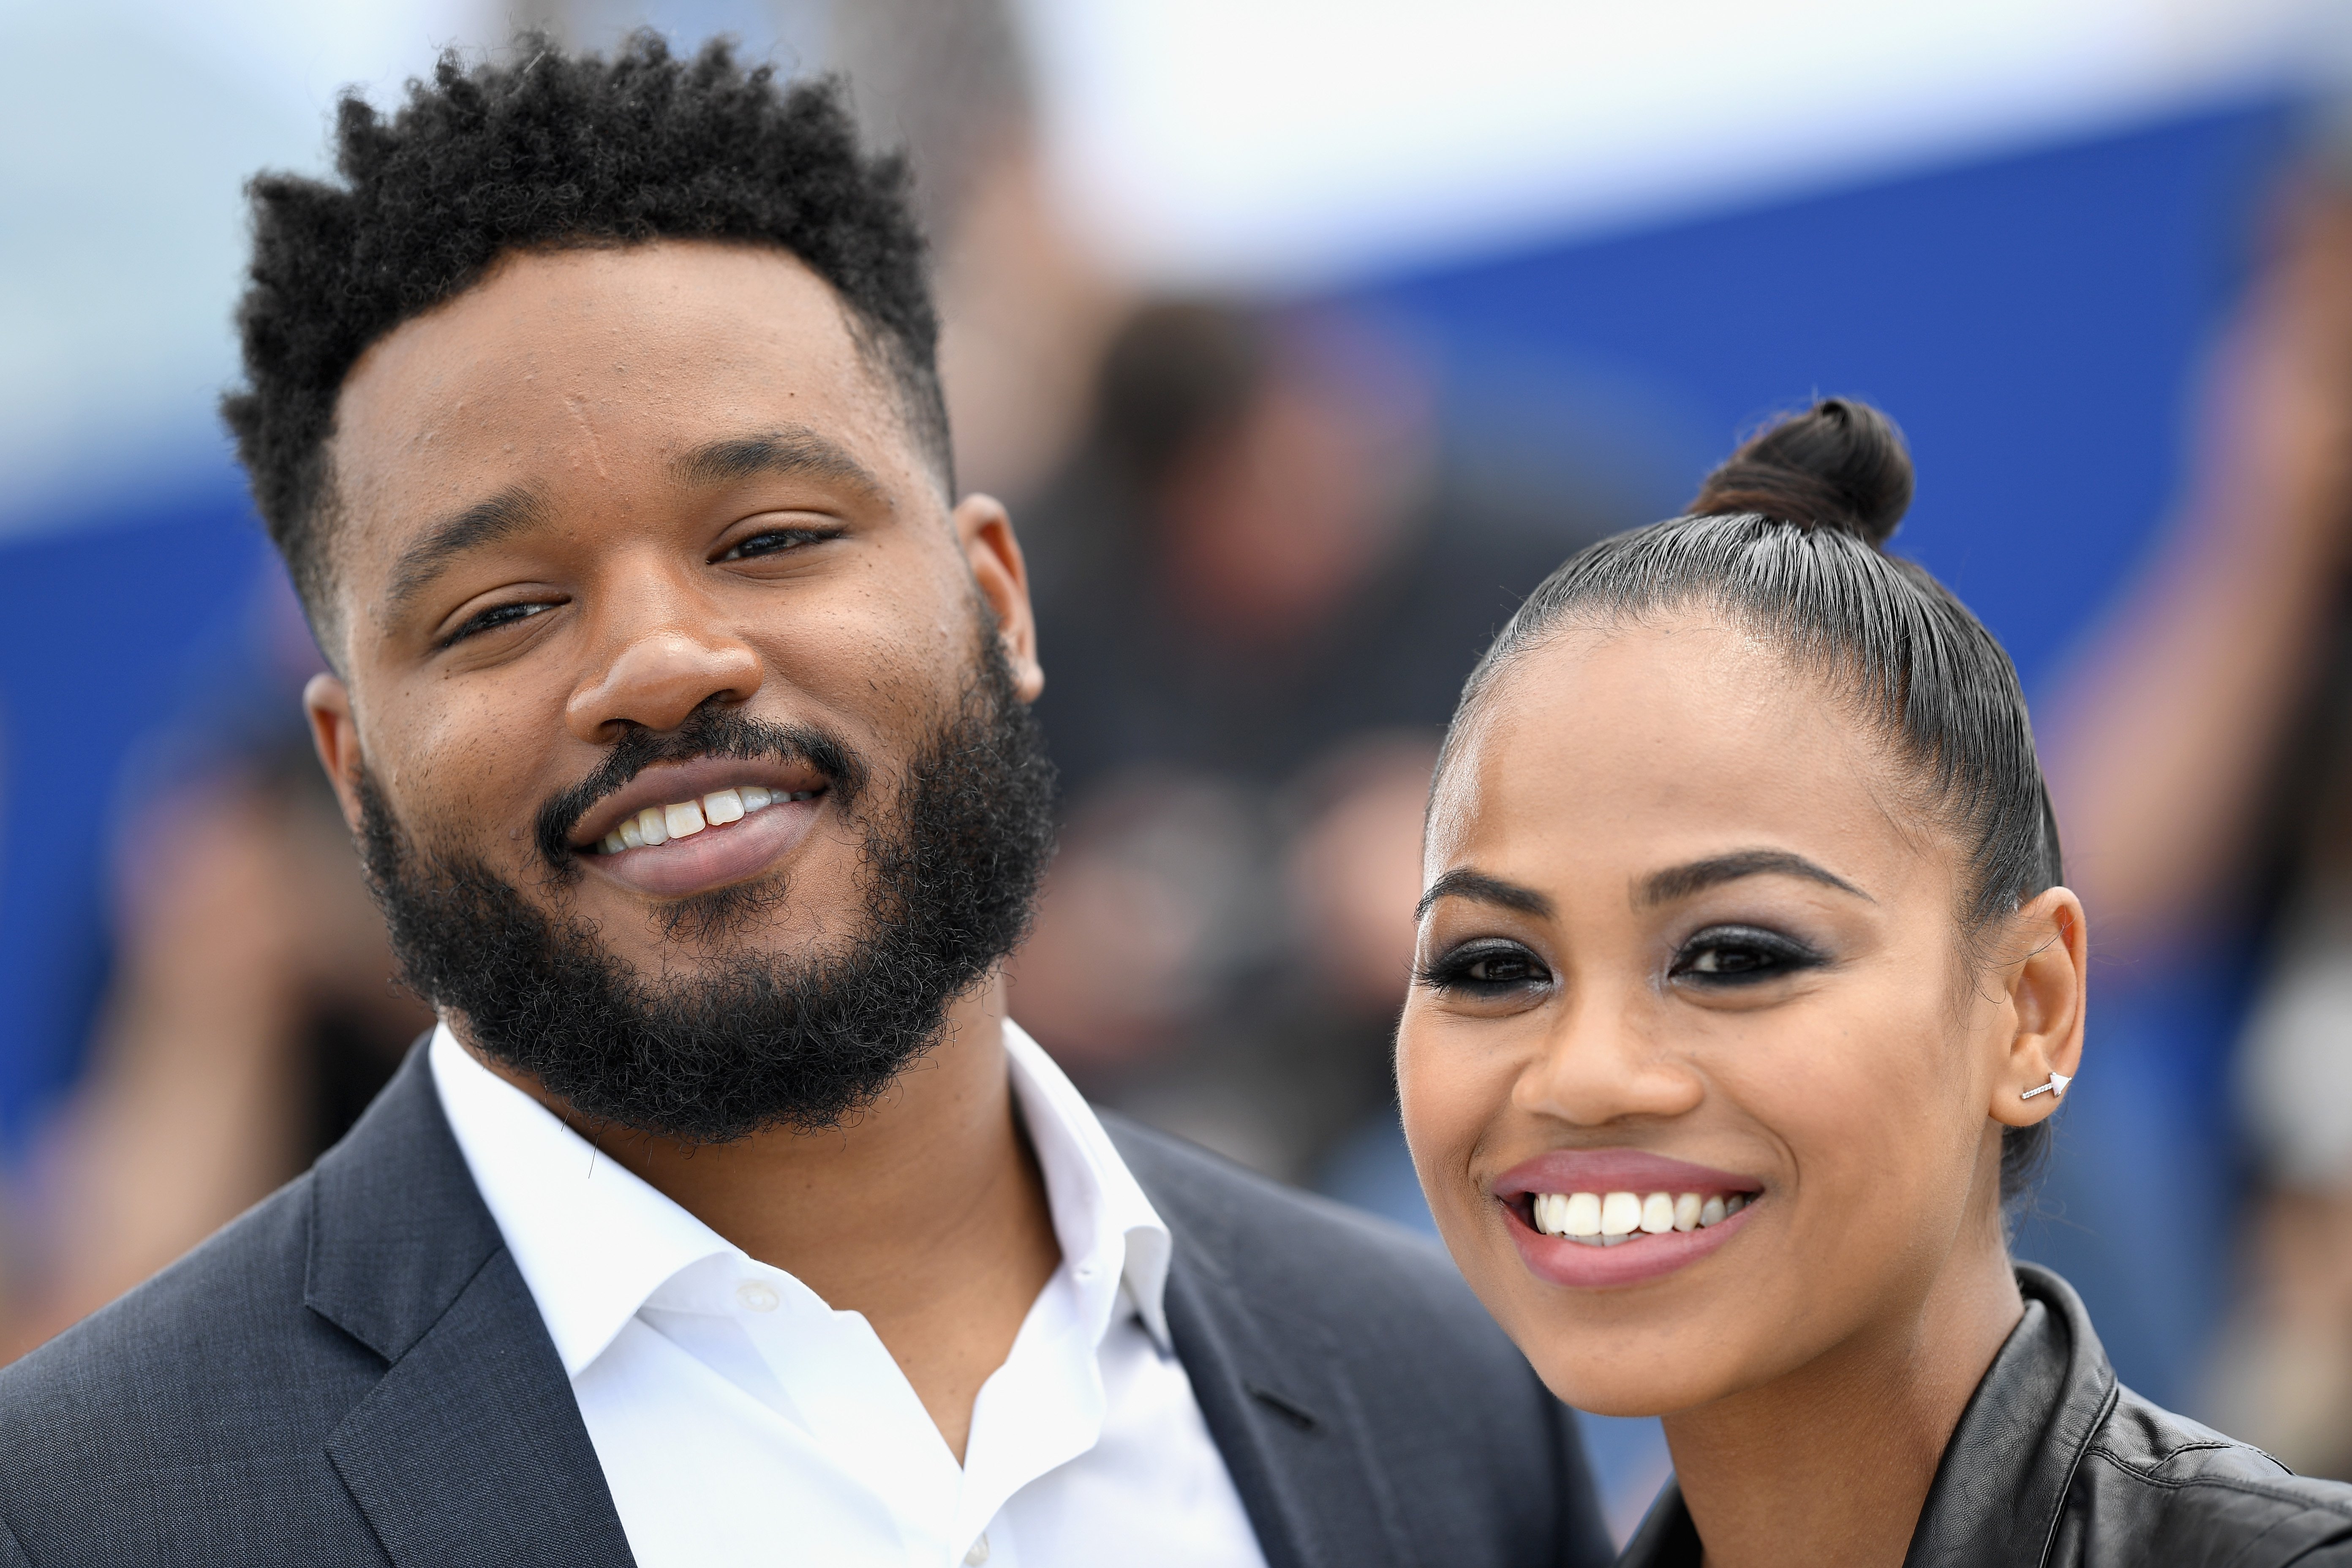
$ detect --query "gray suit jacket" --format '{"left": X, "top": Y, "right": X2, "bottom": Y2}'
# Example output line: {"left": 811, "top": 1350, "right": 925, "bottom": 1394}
{"left": 0, "top": 1044, "right": 1610, "bottom": 1566}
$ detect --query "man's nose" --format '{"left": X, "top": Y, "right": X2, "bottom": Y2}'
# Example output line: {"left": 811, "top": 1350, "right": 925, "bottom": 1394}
{"left": 565, "top": 625, "right": 764, "bottom": 742}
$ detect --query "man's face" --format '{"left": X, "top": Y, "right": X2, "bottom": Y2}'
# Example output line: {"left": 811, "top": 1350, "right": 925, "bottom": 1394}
{"left": 305, "top": 241, "right": 1049, "bottom": 1135}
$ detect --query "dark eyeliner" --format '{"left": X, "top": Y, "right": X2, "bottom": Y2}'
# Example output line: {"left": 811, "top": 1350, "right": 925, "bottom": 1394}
{"left": 1418, "top": 938, "right": 1552, "bottom": 994}
{"left": 1670, "top": 923, "right": 1824, "bottom": 985}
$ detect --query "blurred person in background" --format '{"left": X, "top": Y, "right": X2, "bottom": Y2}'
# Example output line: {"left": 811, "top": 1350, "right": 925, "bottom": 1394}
{"left": 1013, "top": 299, "right": 1620, "bottom": 1184}
{"left": 1, "top": 579, "right": 430, "bottom": 1358}
{"left": 828, "top": 0, "right": 1132, "bottom": 508}
{"left": 2044, "top": 177, "right": 2352, "bottom": 1479}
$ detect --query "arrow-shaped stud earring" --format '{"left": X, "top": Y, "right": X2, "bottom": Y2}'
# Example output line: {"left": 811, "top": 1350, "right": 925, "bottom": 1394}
{"left": 2020, "top": 1072, "right": 2072, "bottom": 1102}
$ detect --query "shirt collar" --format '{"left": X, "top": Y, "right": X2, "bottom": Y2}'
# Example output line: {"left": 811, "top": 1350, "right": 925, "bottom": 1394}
{"left": 1001, "top": 1019, "right": 1173, "bottom": 1350}
{"left": 428, "top": 1018, "right": 1174, "bottom": 1377}
{"left": 428, "top": 1024, "right": 730, "bottom": 1377}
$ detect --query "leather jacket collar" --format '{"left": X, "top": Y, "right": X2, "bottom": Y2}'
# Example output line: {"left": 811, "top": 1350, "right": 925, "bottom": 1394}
{"left": 1619, "top": 1263, "right": 2352, "bottom": 1567}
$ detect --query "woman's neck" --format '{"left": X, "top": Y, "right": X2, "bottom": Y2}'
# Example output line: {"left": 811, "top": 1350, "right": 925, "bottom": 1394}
{"left": 1661, "top": 1232, "right": 2025, "bottom": 1568}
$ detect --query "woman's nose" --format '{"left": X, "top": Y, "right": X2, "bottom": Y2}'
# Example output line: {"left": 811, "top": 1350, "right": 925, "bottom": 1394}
{"left": 1514, "top": 992, "right": 1704, "bottom": 1128}
{"left": 565, "top": 627, "right": 764, "bottom": 742}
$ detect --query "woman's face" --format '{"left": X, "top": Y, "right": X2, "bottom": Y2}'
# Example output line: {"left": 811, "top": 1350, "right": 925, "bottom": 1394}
{"left": 1398, "top": 614, "right": 2078, "bottom": 1417}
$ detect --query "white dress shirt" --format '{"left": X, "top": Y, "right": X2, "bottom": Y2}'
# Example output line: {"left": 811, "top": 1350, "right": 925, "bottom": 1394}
{"left": 429, "top": 1021, "right": 1268, "bottom": 1568}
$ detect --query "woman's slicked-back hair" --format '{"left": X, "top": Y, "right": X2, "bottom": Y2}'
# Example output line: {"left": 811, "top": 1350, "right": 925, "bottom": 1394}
{"left": 1440, "top": 399, "right": 2064, "bottom": 1204}
{"left": 223, "top": 31, "right": 945, "bottom": 630}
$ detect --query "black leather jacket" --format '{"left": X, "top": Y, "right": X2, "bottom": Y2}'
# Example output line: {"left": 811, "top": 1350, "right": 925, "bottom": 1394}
{"left": 1619, "top": 1263, "right": 2352, "bottom": 1566}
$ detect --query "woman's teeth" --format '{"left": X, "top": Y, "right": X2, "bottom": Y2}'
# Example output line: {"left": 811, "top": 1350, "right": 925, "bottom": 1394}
{"left": 1529, "top": 1189, "right": 1750, "bottom": 1246}
{"left": 596, "top": 785, "right": 815, "bottom": 855}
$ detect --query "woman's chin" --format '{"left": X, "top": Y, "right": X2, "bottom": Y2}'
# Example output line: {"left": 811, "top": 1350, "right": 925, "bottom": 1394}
{"left": 1497, "top": 1284, "right": 1783, "bottom": 1416}
{"left": 1527, "top": 1353, "right": 1734, "bottom": 1421}
{"left": 1508, "top": 1284, "right": 1848, "bottom": 1424}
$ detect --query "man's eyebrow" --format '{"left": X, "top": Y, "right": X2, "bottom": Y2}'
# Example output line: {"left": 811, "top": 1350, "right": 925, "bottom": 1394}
{"left": 1638, "top": 849, "right": 1870, "bottom": 908}
{"left": 376, "top": 429, "right": 886, "bottom": 627}
{"left": 381, "top": 484, "right": 547, "bottom": 624}
{"left": 1416, "top": 868, "right": 1554, "bottom": 922}
{"left": 670, "top": 428, "right": 886, "bottom": 497}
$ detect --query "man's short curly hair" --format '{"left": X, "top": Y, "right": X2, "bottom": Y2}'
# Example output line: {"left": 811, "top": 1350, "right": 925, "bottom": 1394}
{"left": 223, "top": 32, "right": 949, "bottom": 632}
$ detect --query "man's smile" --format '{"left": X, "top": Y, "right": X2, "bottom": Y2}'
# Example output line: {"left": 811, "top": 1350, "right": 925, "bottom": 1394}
{"left": 566, "top": 756, "right": 833, "bottom": 899}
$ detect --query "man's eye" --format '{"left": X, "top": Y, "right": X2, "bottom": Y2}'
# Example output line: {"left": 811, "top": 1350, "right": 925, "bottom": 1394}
{"left": 445, "top": 601, "right": 553, "bottom": 644}
{"left": 718, "top": 526, "right": 838, "bottom": 561}
{"left": 1670, "top": 925, "right": 1822, "bottom": 985}
{"left": 1419, "top": 941, "right": 1552, "bottom": 996}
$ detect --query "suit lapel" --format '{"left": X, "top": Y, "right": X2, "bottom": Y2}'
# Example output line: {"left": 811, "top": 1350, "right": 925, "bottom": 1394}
{"left": 1156, "top": 1200, "right": 1423, "bottom": 1568}
{"left": 325, "top": 1250, "right": 634, "bottom": 1565}
{"left": 306, "top": 1043, "right": 634, "bottom": 1567}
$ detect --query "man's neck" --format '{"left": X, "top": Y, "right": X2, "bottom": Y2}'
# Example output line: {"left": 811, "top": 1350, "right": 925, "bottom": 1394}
{"left": 459, "top": 978, "right": 1062, "bottom": 1460}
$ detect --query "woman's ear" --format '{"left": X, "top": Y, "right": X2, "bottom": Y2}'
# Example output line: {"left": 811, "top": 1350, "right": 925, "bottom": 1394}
{"left": 1988, "top": 887, "right": 2087, "bottom": 1129}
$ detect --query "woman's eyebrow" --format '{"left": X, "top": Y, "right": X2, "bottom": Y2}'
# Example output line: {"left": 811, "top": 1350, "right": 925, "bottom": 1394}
{"left": 1416, "top": 868, "right": 1554, "bottom": 922}
{"left": 1638, "top": 849, "right": 1870, "bottom": 907}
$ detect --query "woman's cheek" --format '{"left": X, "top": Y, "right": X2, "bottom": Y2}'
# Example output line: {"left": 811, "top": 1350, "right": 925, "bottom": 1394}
{"left": 1736, "top": 1005, "right": 1960, "bottom": 1266}
{"left": 1394, "top": 1015, "right": 1457, "bottom": 1180}
{"left": 1396, "top": 1015, "right": 1499, "bottom": 1225}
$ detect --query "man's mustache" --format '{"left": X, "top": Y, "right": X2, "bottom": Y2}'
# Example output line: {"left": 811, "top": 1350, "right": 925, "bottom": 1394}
{"left": 531, "top": 703, "right": 869, "bottom": 874}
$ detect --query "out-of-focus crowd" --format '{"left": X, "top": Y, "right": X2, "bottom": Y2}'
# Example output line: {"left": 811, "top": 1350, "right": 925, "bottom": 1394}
{"left": 13, "top": 0, "right": 2352, "bottom": 1533}
{"left": 2043, "top": 187, "right": 2352, "bottom": 1483}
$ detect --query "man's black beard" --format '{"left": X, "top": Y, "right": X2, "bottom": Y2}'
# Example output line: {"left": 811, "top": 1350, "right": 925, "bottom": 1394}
{"left": 357, "top": 641, "right": 1056, "bottom": 1143}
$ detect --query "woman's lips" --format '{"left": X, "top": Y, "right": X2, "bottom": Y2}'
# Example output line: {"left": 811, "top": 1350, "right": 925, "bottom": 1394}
{"left": 587, "top": 792, "right": 822, "bottom": 898}
{"left": 1496, "top": 1149, "right": 1758, "bottom": 1200}
{"left": 1506, "top": 1197, "right": 1759, "bottom": 1288}
{"left": 1495, "top": 1149, "right": 1764, "bottom": 1290}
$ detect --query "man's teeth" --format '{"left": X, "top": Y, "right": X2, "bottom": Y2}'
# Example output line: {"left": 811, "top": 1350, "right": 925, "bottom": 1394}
{"left": 596, "top": 785, "right": 813, "bottom": 855}
{"left": 1530, "top": 1189, "right": 1751, "bottom": 1244}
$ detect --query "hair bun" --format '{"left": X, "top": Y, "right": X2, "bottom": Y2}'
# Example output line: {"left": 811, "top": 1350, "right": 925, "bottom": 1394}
{"left": 1688, "top": 397, "right": 1913, "bottom": 547}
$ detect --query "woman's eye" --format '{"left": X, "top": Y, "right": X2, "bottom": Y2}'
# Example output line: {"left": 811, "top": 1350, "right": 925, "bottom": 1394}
{"left": 445, "top": 600, "right": 553, "bottom": 645}
{"left": 1420, "top": 941, "right": 1552, "bottom": 997}
{"left": 1670, "top": 925, "right": 1822, "bottom": 986}
{"left": 718, "top": 525, "right": 838, "bottom": 561}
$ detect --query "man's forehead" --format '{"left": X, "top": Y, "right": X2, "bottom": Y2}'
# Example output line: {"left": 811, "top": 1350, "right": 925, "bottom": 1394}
{"left": 322, "top": 243, "right": 909, "bottom": 577}
{"left": 335, "top": 243, "right": 880, "bottom": 455}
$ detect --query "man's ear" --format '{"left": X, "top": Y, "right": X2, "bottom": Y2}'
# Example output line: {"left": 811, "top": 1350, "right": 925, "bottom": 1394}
{"left": 304, "top": 673, "right": 368, "bottom": 836}
{"left": 955, "top": 493, "right": 1044, "bottom": 702}
{"left": 1988, "top": 886, "right": 2088, "bottom": 1129}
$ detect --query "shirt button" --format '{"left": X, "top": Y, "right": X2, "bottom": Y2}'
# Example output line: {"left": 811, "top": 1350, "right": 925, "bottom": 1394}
{"left": 963, "top": 1535, "right": 990, "bottom": 1565}
{"left": 735, "top": 1281, "right": 780, "bottom": 1313}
